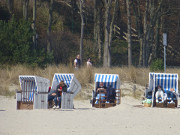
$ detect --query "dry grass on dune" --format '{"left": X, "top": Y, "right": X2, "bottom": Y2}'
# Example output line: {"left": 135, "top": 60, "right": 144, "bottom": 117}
{"left": 0, "top": 65, "right": 179, "bottom": 99}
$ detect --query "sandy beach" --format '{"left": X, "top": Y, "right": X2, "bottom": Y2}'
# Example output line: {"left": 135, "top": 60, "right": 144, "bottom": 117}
{"left": 0, "top": 95, "right": 180, "bottom": 135}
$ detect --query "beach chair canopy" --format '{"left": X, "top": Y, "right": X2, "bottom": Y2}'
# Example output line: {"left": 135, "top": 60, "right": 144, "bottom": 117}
{"left": 51, "top": 73, "right": 81, "bottom": 97}
{"left": 94, "top": 74, "right": 120, "bottom": 90}
{"left": 148, "top": 72, "right": 178, "bottom": 94}
{"left": 19, "top": 75, "right": 50, "bottom": 102}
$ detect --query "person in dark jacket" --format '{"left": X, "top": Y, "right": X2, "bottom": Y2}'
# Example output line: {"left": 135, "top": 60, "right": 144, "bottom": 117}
{"left": 53, "top": 80, "right": 67, "bottom": 109}
{"left": 106, "top": 86, "right": 116, "bottom": 103}
{"left": 74, "top": 54, "right": 81, "bottom": 69}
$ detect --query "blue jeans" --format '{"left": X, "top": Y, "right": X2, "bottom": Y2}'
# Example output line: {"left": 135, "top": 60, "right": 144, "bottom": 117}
{"left": 96, "top": 93, "right": 106, "bottom": 100}
{"left": 48, "top": 94, "right": 55, "bottom": 101}
{"left": 54, "top": 96, "right": 61, "bottom": 106}
{"left": 170, "top": 92, "right": 176, "bottom": 100}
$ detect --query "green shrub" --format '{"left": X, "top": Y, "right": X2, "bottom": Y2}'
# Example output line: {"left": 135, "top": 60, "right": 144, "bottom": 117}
{"left": 150, "top": 59, "right": 164, "bottom": 71}
{"left": 0, "top": 16, "right": 53, "bottom": 68}
{"left": 0, "top": 16, "right": 33, "bottom": 64}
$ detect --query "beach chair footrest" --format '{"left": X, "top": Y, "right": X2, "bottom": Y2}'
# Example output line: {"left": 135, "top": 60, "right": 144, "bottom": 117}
{"left": 156, "top": 103, "right": 164, "bottom": 108}
{"left": 17, "top": 101, "right": 33, "bottom": 110}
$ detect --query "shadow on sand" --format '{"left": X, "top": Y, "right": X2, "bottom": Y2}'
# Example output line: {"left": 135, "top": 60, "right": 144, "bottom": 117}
{"left": 0, "top": 110, "right": 6, "bottom": 111}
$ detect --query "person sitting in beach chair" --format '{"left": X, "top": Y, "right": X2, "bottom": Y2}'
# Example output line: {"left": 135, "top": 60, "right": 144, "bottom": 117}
{"left": 95, "top": 82, "right": 107, "bottom": 104}
{"left": 166, "top": 88, "right": 178, "bottom": 104}
{"left": 155, "top": 85, "right": 164, "bottom": 103}
{"left": 106, "top": 86, "right": 116, "bottom": 103}
{"left": 52, "top": 81, "right": 67, "bottom": 109}
{"left": 48, "top": 87, "right": 56, "bottom": 102}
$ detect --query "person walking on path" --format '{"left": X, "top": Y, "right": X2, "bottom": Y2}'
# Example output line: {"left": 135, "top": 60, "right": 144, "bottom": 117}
{"left": 74, "top": 54, "right": 81, "bottom": 69}
{"left": 87, "top": 57, "right": 92, "bottom": 68}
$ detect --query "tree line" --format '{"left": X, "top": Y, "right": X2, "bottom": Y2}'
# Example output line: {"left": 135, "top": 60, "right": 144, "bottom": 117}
{"left": 0, "top": 0, "right": 180, "bottom": 68}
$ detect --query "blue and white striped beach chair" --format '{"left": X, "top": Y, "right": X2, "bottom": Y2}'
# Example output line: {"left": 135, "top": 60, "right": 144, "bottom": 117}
{"left": 145, "top": 72, "right": 179, "bottom": 107}
{"left": 51, "top": 73, "right": 81, "bottom": 109}
{"left": 17, "top": 75, "right": 50, "bottom": 109}
{"left": 91, "top": 73, "right": 121, "bottom": 108}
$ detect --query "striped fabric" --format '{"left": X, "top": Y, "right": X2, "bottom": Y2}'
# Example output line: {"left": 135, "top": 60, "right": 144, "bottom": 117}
{"left": 19, "top": 76, "right": 37, "bottom": 102}
{"left": 149, "top": 72, "right": 178, "bottom": 93}
{"left": 54, "top": 74, "right": 74, "bottom": 88}
{"left": 52, "top": 73, "right": 74, "bottom": 91}
{"left": 19, "top": 76, "right": 50, "bottom": 102}
{"left": 94, "top": 74, "right": 120, "bottom": 89}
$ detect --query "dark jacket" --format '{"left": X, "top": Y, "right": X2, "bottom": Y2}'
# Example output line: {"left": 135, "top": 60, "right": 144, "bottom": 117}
{"left": 106, "top": 86, "right": 116, "bottom": 101}
{"left": 55, "top": 84, "right": 67, "bottom": 97}
{"left": 75, "top": 58, "right": 81, "bottom": 68}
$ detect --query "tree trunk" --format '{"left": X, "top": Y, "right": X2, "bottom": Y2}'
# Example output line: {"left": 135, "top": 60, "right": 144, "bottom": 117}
{"left": 23, "top": 0, "right": 29, "bottom": 21}
{"left": 146, "top": 0, "right": 155, "bottom": 65}
{"left": 108, "top": 0, "right": 119, "bottom": 66}
{"left": 143, "top": 0, "right": 164, "bottom": 66}
{"left": 103, "top": 0, "right": 118, "bottom": 67}
{"left": 94, "top": 0, "right": 103, "bottom": 62}
{"left": 139, "top": 38, "right": 143, "bottom": 66}
{"left": 79, "top": 0, "right": 85, "bottom": 64}
{"left": 132, "top": 0, "right": 143, "bottom": 66}
{"left": 7, "top": 0, "right": 14, "bottom": 14}
{"left": 126, "top": 0, "right": 132, "bottom": 67}
{"left": 143, "top": 0, "right": 148, "bottom": 67}
{"left": 154, "top": 16, "right": 160, "bottom": 59}
{"left": 93, "top": 0, "right": 98, "bottom": 47}
{"left": 47, "top": 0, "right": 54, "bottom": 53}
{"left": 71, "top": 0, "right": 76, "bottom": 33}
{"left": 103, "top": 0, "right": 112, "bottom": 67}
{"left": 97, "top": 12, "right": 102, "bottom": 62}
{"left": 32, "top": 0, "right": 36, "bottom": 49}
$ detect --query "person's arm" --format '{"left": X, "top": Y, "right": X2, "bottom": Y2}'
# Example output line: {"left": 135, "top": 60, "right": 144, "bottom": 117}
{"left": 49, "top": 90, "right": 56, "bottom": 96}
{"left": 54, "top": 85, "right": 61, "bottom": 97}
{"left": 97, "top": 87, "right": 106, "bottom": 93}
{"left": 51, "top": 93, "right": 56, "bottom": 96}
{"left": 57, "top": 88, "right": 62, "bottom": 92}
{"left": 57, "top": 84, "right": 64, "bottom": 92}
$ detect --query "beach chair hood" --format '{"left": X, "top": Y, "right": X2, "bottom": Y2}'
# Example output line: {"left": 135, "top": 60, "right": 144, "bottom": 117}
{"left": 94, "top": 74, "right": 120, "bottom": 90}
{"left": 19, "top": 75, "right": 50, "bottom": 96}
{"left": 51, "top": 73, "right": 81, "bottom": 97}
{"left": 149, "top": 72, "right": 178, "bottom": 93}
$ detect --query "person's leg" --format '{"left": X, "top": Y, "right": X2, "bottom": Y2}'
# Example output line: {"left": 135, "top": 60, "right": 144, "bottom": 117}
{"left": 170, "top": 92, "right": 175, "bottom": 103}
{"left": 57, "top": 96, "right": 61, "bottom": 108}
{"left": 48, "top": 94, "right": 54, "bottom": 101}
{"left": 160, "top": 91, "right": 164, "bottom": 102}
{"left": 100, "top": 93, "right": 105, "bottom": 100}
{"left": 95, "top": 94, "right": 99, "bottom": 104}
{"left": 155, "top": 92, "right": 159, "bottom": 102}
{"left": 170, "top": 92, "right": 174, "bottom": 100}
{"left": 54, "top": 97, "right": 58, "bottom": 106}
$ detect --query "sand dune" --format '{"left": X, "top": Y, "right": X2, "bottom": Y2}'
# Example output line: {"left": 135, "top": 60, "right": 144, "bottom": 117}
{"left": 0, "top": 95, "right": 180, "bottom": 135}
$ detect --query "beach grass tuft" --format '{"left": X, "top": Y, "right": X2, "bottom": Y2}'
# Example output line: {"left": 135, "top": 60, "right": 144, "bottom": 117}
{"left": 0, "top": 64, "right": 179, "bottom": 99}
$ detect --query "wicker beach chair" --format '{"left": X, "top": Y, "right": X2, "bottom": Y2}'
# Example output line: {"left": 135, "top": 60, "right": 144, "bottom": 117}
{"left": 16, "top": 75, "right": 50, "bottom": 110}
{"left": 51, "top": 73, "right": 81, "bottom": 109}
{"left": 145, "top": 72, "right": 179, "bottom": 108}
{"left": 91, "top": 73, "right": 121, "bottom": 108}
